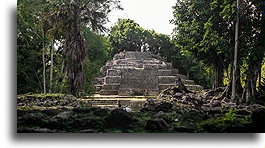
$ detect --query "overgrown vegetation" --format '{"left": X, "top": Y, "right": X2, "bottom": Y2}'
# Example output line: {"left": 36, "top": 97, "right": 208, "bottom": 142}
{"left": 17, "top": 105, "right": 262, "bottom": 133}
{"left": 17, "top": 0, "right": 264, "bottom": 133}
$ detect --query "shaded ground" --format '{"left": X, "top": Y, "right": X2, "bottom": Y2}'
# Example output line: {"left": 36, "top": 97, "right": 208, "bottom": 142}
{"left": 17, "top": 91, "right": 264, "bottom": 133}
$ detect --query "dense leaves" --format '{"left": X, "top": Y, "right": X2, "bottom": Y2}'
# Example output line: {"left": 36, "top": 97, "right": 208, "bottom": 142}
{"left": 171, "top": 0, "right": 265, "bottom": 102}
{"left": 17, "top": 0, "right": 121, "bottom": 95}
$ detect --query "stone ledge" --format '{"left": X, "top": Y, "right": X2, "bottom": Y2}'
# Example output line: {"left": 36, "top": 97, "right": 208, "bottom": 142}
{"left": 157, "top": 70, "right": 172, "bottom": 76}
{"left": 107, "top": 69, "right": 121, "bottom": 76}
{"left": 104, "top": 76, "right": 121, "bottom": 84}
{"left": 100, "top": 90, "right": 119, "bottom": 95}
{"left": 158, "top": 76, "right": 176, "bottom": 84}
{"left": 102, "top": 84, "right": 120, "bottom": 90}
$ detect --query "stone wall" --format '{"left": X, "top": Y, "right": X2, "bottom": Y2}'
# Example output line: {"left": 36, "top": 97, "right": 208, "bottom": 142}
{"left": 94, "top": 51, "right": 203, "bottom": 96}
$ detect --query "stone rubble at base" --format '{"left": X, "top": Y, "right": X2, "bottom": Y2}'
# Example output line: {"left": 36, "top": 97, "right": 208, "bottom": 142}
{"left": 94, "top": 51, "right": 203, "bottom": 96}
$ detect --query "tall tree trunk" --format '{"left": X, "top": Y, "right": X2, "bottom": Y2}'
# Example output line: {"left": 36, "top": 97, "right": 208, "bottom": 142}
{"left": 222, "top": 63, "right": 242, "bottom": 99}
{"left": 49, "top": 40, "right": 54, "bottom": 94}
{"left": 241, "top": 65, "right": 259, "bottom": 104}
{"left": 231, "top": 0, "right": 241, "bottom": 102}
{"left": 55, "top": 60, "right": 65, "bottom": 92}
{"left": 213, "top": 58, "right": 224, "bottom": 89}
{"left": 60, "top": 71, "right": 67, "bottom": 94}
{"left": 42, "top": 29, "right": 46, "bottom": 94}
{"left": 241, "top": 1, "right": 265, "bottom": 104}
{"left": 258, "top": 66, "right": 262, "bottom": 88}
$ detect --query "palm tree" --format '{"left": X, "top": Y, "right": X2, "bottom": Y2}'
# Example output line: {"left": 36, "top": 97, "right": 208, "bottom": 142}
{"left": 46, "top": 0, "right": 122, "bottom": 95}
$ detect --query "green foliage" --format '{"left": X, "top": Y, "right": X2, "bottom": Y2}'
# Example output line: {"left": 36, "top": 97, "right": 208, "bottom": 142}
{"left": 224, "top": 108, "right": 236, "bottom": 121}
{"left": 198, "top": 109, "right": 251, "bottom": 132}
{"left": 17, "top": 0, "right": 121, "bottom": 95}
{"left": 172, "top": 50, "right": 212, "bottom": 88}
{"left": 17, "top": 0, "right": 48, "bottom": 94}
{"left": 109, "top": 18, "right": 175, "bottom": 60}
{"left": 143, "top": 30, "right": 175, "bottom": 62}
{"left": 78, "top": 28, "right": 112, "bottom": 96}
{"left": 171, "top": 0, "right": 235, "bottom": 88}
{"left": 109, "top": 19, "right": 145, "bottom": 55}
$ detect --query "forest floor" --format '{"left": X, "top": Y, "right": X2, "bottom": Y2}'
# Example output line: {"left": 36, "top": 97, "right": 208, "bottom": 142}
{"left": 17, "top": 89, "right": 264, "bottom": 133}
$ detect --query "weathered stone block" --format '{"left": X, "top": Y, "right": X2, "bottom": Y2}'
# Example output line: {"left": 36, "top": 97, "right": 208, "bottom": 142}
{"left": 157, "top": 64, "right": 168, "bottom": 69}
{"left": 125, "top": 52, "right": 152, "bottom": 59}
{"left": 100, "top": 90, "right": 118, "bottom": 95}
{"left": 100, "top": 65, "right": 113, "bottom": 74}
{"left": 143, "top": 64, "right": 158, "bottom": 70}
{"left": 143, "top": 60, "right": 162, "bottom": 65}
{"left": 107, "top": 69, "right": 121, "bottom": 76}
{"left": 113, "top": 64, "right": 143, "bottom": 69}
{"left": 158, "top": 70, "right": 172, "bottom": 76}
{"left": 102, "top": 84, "right": 120, "bottom": 90}
{"left": 94, "top": 85, "right": 103, "bottom": 92}
{"left": 94, "top": 78, "right": 104, "bottom": 85}
{"left": 119, "top": 69, "right": 159, "bottom": 96}
{"left": 158, "top": 76, "right": 176, "bottom": 84}
{"left": 104, "top": 76, "right": 121, "bottom": 84}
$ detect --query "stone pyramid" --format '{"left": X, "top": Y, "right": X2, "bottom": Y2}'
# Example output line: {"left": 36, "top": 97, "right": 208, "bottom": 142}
{"left": 94, "top": 51, "right": 203, "bottom": 96}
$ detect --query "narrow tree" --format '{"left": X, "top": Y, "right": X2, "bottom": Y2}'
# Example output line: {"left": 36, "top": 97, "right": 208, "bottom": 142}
{"left": 42, "top": 29, "right": 46, "bottom": 94}
{"left": 231, "top": 0, "right": 241, "bottom": 102}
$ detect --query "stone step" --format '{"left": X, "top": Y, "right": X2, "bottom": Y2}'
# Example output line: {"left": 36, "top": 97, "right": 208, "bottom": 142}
{"left": 186, "top": 85, "right": 204, "bottom": 91}
{"left": 143, "top": 60, "right": 163, "bottom": 64}
{"left": 165, "top": 62, "right": 173, "bottom": 68}
{"left": 174, "top": 74, "right": 187, "bottom": 80}
{"left": 183, "top": 79, "right": 195, "bottom": 85}
{"left": 99, "top": 90, "right": 119, "bottom": 95}
{"left": 100, "top": 65, "right": 113, "bottom": 73}
{"left": 104, "top": 76, "right": 121, "bottom": 84}
{"left": 143, "top": 64, "right": 159, "bottom": 70}
{"left": 172, "top": 69, "right": 179, "bottom": 74}
{"left": 157, "top": 70, "right": 172, "bottom": 76}
{"left": 87, "top": 99, "right": 147, "bottom": 105}
{"left": 107, "top": 69, "right": 121, "bottom": 76}
{"left": 113, "top": 64, "right": 143, "bottom": 69}
{"left": 113, "top": 59, "right": 142, "bottom": 65}
{"left": 94, "top": 78, "right": 104, "bottom": 85}
{"left": 83, "top": 97, "right": 147, "bottom": 111}
{"left": 158, "top": 84, "right": 176, "bottom": 91}
{"left": 125, "top": 51, "right": 152, "bottom": 59}
{"left": 102, "top": 84, "right": 120, "bottom": 90}
{"left": 94, "top": 85, "right": 103, "bottom": 92}
{"left": 158, "top": 76, "right": 176, "bottom": 84}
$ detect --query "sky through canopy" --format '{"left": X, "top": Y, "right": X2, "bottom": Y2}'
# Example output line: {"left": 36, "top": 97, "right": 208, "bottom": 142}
{"left": 106, "top": 0, "right": 176, "bottom": 35}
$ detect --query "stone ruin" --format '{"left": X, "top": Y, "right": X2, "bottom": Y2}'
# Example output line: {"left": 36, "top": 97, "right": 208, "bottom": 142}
{"left": 94, "top": 51, "right": 203, "bottom": 96}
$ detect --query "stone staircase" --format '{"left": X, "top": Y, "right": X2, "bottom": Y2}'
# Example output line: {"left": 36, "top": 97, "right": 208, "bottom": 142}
{"left": 94, "top": 52, "right": 203, "bottom": 96}
{"left": 80, "top": 95, "right": 156, "bottom": 112}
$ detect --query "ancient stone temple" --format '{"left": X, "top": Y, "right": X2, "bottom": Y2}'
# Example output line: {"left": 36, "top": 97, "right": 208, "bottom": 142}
{"left": 94, "top": 51, "right": 203, "bottom": 96}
